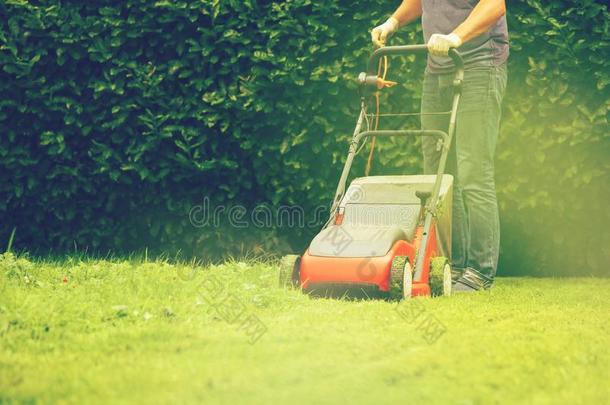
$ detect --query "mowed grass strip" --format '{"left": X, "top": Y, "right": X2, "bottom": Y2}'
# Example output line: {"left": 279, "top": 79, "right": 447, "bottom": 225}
{"left": 1, "top": 253, "right": 608, "bottom": 404}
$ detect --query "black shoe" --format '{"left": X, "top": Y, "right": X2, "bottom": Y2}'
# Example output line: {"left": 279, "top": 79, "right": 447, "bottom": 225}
{"left": 452, "top": 268, "right": 493, "bottom": 293}
{"left": 450, "top": 267, "right": 464, "bottom": 283}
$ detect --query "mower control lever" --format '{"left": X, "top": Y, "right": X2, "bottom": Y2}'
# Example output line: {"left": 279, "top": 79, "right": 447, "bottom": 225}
{"left": 416, "top": 190, "right": 432, "bottom": 224}
{"left": 415, "top": 190, "right": 431, "bottom": 203}
{"left": 357, "top": 73, "right": 397, "bottom": 94}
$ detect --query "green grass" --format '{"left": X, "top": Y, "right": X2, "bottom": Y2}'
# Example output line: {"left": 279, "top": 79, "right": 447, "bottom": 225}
{"left": 1, "top": 253, "right": 608, "bottom": 404}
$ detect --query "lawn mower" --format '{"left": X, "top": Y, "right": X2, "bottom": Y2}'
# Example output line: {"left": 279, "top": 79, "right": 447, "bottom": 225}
{"left": 279, "top": 45, "right": 464, "bottom": 299}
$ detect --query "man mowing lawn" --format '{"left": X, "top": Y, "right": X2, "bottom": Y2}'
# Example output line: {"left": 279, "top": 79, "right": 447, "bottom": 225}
{"left": 371, "top": 0, "right": 509, "bottom": 292}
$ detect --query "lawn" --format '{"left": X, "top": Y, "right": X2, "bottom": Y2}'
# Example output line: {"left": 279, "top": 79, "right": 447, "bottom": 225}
{"left": 1, "top": 253, "right": 608, "bottom": 404}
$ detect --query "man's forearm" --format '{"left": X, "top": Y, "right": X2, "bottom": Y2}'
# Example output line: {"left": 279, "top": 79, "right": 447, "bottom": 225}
{"left": 391, "top": 0, "right": 422, "bottom": 27}
{"left": 452, "top": 0, "right": 506, "bottom": 43}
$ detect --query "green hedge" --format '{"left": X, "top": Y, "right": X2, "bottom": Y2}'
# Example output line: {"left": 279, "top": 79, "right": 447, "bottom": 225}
{"left": 0, "top": 1, "right": 608, "bottom": 275}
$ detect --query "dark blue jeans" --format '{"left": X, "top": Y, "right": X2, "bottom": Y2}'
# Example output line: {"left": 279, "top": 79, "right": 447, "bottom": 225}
{"left": 421, "top": 64, "right": 507, "bottom": 283}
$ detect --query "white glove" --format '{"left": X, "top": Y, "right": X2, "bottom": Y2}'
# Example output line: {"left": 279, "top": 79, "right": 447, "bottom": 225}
{"left": 371, "top": 17, "right": 399, "bottom": 48}
{"left": 427, "top": 33, "right": 462, "bottom": 56}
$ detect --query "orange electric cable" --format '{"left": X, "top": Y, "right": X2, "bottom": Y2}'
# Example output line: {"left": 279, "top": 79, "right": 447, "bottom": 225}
{"left": 365, "top": 55, "right": 388, "bottom": 176}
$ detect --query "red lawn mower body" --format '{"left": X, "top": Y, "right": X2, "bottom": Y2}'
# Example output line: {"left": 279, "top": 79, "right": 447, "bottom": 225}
{"left": 300, "top": 227, "right": 438, "bottom": 296}
{"left": 298, "top": 175, "right": 452, "bottom": 298}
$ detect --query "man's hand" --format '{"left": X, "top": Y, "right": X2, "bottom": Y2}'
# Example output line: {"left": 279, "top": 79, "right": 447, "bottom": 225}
{"left": 371, "top": 17, "right": 399, "bottom": 48}
{"left": 427, "top": 33, "right": 462, "bottom": 56}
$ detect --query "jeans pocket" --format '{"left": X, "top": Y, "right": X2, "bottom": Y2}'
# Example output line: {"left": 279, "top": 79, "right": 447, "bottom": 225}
{"left": 490, "top": 64, "right": 508, "bottom": 106}
{"left": 459, "top": 69, "right": 492, "bottom": 114}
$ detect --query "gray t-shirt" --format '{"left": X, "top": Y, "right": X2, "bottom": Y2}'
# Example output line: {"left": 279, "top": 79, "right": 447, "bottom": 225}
{"left": 421, "top": 0, "right": 509, "bottom": 72}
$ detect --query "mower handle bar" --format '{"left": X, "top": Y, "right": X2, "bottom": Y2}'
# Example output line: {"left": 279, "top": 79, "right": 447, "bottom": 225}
{"left": 354, "top": 129, "right": 448, "bottom": 145}
{"left": 328, "top": 46, "right": 464, "bottom": 282}
{"left": 367, "top": 45, "right": 464, "bottom": 81}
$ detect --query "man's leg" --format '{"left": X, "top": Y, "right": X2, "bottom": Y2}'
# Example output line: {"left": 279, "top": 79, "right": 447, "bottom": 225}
{"left": 421, "top": 72, "right": 468, "bottom": 275}
{"left": 453, "top": 64, "right": 507, "bottom": 290}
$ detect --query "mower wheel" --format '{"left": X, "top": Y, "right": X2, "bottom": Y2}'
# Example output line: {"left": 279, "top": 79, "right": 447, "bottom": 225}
{"left": 430, "top": 256, "right": 452, "bottom": 297}
{"left": 390, "top": 256, "right": 412, "bottom": 300}
{"left": 278, "top": 255, "right": 301, "bottom": 288}
{"left": 403, "top": 260, "right": 413, "bottom": 300}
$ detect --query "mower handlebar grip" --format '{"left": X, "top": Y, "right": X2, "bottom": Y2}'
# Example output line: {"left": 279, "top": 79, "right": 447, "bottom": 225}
{"left": 366, "top": 45, "right": 464, "bottom": 79}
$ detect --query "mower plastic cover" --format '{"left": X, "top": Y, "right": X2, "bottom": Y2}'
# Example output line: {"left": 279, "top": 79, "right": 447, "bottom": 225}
{"left": 309, "top": 175, "right": 453, "bottom": 260}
